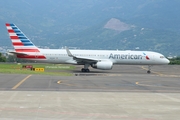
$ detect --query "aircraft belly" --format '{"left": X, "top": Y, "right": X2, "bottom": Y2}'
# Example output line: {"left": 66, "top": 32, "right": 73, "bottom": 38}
{"left": 114, "top": 59, "right": 154, "bottom": 65}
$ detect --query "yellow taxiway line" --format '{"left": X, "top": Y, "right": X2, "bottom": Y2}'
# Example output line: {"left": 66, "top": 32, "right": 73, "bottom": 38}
{"left": 141, "top": 66, "right": 163, "bottom": 76}
{"left": 57, "top": 80, "right": 61, "bottom": 84}
{"left": 12, "top": 75, "right": 32, "bottom": 90}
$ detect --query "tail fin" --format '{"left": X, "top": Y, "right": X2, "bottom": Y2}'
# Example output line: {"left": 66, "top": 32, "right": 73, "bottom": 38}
{"left": 5, "top": 23, "right": 39, "bottom": 52}
{"left": 5, "top": 23, "right": 46, "bottom": 60}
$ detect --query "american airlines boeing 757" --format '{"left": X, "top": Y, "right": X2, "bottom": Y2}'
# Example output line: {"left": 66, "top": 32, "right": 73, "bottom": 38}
{"left": 5, "top": 23, "right": 170, "bottom": 73}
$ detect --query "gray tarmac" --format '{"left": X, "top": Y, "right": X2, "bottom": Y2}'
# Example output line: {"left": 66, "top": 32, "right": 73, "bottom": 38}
{"left": 0, "top": 65, "right": 180, "bottom": 119}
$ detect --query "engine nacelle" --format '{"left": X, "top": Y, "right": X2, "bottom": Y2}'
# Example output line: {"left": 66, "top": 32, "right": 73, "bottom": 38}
{"left": 91, "top": 61, "right": 113, "bottom": 70}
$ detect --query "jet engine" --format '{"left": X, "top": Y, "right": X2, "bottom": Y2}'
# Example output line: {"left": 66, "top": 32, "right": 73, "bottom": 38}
{"left": 91, "top": 61, "right": 113, "bottom": 70}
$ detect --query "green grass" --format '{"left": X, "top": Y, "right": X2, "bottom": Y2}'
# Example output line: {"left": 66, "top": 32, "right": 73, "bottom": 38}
{"left": 0, "top": 63, "right": 75, "bottom": 76}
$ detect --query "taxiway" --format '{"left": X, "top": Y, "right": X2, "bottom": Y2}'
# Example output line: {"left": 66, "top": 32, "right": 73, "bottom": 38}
{"left": 0, "top": 65, "right": 179, "bottom": 120}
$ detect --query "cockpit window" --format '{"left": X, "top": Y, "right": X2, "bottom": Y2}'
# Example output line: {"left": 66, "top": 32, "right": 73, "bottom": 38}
{"left": 160, "top": 56, "right": 164, "bottom": 58}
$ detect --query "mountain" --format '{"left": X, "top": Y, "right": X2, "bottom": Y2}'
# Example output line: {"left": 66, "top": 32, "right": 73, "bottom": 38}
{"left": 0, "top": 0, "right": 180, "bottom": 56}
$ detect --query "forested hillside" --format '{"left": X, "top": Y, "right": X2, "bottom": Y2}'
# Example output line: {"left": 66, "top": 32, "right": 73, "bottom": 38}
{"left": 0, "top": 0, "right": 180, "bottom": 56}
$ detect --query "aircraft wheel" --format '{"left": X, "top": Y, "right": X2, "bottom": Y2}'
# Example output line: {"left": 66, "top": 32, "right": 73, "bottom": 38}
{"left": 81, "top": 68, "right": 90, "bottom": 72}
{"left": 81, "top": 68, "right": 85, "bottom": 72}
{"left": 85, "top": 69, "right": 90, "bottom": 72}
{"left": 147, "top": 70, "right": 151, "bottom": 74}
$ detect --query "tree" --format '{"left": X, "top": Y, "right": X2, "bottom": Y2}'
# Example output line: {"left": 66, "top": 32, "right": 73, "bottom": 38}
{"left": 169, "top": 57, "right": 180, "bottom": 65}
{"left": 0, "top": 53, "right": 6, "bottom": 62}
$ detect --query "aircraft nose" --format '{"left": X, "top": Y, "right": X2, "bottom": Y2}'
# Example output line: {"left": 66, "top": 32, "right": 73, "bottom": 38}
{"left": 165, "top": 58, "right": 170, "bottom": 64}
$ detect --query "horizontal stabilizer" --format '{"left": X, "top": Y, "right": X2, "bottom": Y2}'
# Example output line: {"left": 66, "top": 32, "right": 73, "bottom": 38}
{"left": 9, "top": 51, "right": 28, "bottom": 56}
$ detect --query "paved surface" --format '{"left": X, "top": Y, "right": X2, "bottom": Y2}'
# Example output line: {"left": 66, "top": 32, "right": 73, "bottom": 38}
{"left": 0, "top": 65, "right": 180, "bottom": 119}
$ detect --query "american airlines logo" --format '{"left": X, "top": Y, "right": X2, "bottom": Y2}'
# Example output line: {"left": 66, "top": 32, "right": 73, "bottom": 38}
{"left": 109, "top": 53, "right": 150, "bottom": 60}
{"left": 143, "top": 53, "right": 150, "bottom": 60}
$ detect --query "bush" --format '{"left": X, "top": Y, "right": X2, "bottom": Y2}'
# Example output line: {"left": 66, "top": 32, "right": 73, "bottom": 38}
{"left": 0, "top": 53, "right": 6, "bottom": 62}
{"left": 169, "top": 57, "right": 180, "bottom": 65}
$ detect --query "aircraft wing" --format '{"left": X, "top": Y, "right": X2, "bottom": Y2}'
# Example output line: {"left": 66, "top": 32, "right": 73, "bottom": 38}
{"left": 73, "top": 56, "right": 99, "bottom": 63}
{"left": 66, "top": 47, "right": 99, "bottom": 64}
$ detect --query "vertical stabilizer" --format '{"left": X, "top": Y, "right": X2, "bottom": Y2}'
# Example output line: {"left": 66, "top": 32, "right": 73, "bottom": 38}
{"left": 5, "top": 23, "right": 46, "bottom": 59}
{"left": 5, "top": 23, "right": 39, "bottom": 52}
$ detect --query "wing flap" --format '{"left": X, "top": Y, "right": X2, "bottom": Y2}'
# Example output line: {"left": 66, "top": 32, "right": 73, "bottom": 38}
{"left": 74, "top": 56, "right": 99, "bottom": 63}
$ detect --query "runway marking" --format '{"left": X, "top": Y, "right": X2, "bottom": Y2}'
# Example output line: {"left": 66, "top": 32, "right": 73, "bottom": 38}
{"left": 156, "top": 93, "right": 180, "bottom": 102}
{"left": 135, "top": 82, "right": 157, "bottom": 87}
{"left": 57, "top": 80, "right": 78, "bottom": 87}
{"left": 57, "top": 80, "right": 107, "bottom": 89}
{"left": 12, "top": 75, "right": 32, "bottom": 90}
{"left": 141, "top": 66, "right": 163, "bottom": 76}
{"left": 136, "top": 81, "right": 180, "bottom": 90}
{"left": 57, "top": 81, "right": 61, "bottom": 84}
{"left": 60, "top": 83, "right": 77, "bottom": 87}
{"left": 141, "top": 66, "right": 180, "bottom": 78}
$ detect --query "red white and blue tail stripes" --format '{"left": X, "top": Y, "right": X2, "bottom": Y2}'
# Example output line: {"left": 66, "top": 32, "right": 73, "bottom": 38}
{"left": 6, "top": 23, "right": 46, "bottom": 59}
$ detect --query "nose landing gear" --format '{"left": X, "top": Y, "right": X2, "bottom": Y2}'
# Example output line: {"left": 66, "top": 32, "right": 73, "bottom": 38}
{"left": 147, "top": 65, "right": 151, "bottom": 74}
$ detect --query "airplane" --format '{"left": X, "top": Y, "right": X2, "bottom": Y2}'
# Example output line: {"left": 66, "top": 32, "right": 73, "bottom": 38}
{"left": 5, "top": 23, "right": 170, "bottom": 73}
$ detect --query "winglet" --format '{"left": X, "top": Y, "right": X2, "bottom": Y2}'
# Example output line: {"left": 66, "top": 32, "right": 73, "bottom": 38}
{"left": 65, "top": 46, "right": 74, "bottom": 57}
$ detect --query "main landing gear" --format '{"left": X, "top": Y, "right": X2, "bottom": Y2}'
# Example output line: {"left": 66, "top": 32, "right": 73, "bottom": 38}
{"left": 81, "top": 68, "right": 90, "bottom": 72}
{"left": 147, "top": 65, "right": 151, "bottom": 74}
{"left": 81, "top": 64, "right": 90, "bottom": 72}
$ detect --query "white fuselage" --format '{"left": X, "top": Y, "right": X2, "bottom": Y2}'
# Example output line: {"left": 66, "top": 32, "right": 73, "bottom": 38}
{"left": 28, "top": 49, "right": 170, "bottom": 65}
